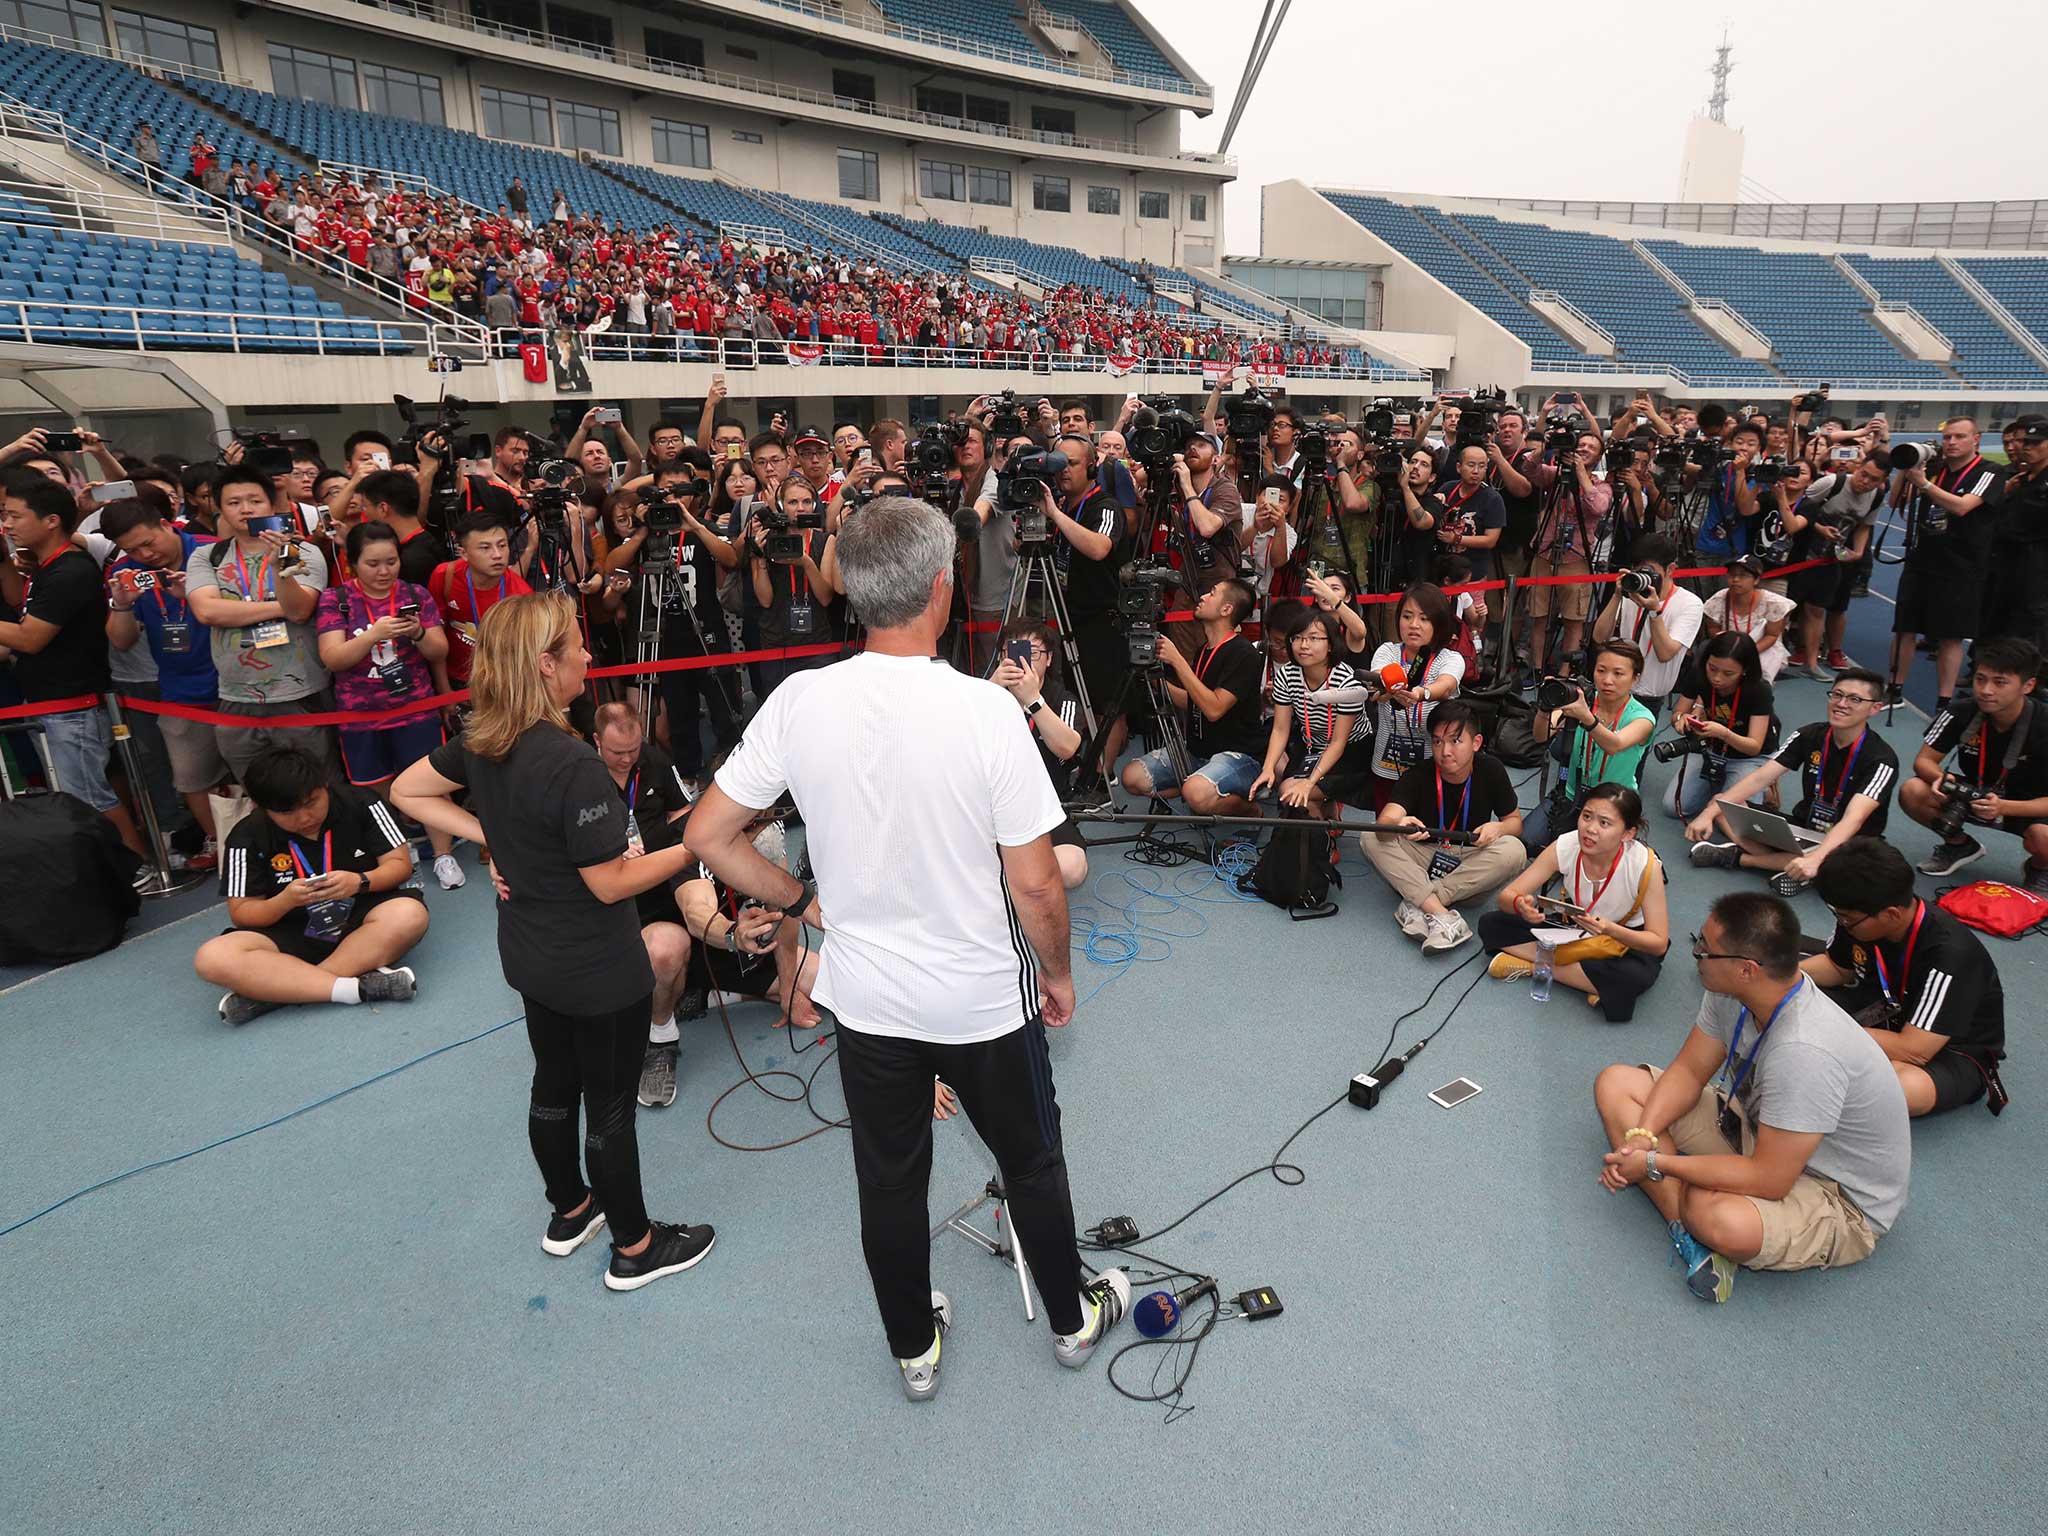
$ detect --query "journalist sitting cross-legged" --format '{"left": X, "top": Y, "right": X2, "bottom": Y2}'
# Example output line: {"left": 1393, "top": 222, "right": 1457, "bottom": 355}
{"left": 686, "top": 495, "right": 1130, "bottom": 1404}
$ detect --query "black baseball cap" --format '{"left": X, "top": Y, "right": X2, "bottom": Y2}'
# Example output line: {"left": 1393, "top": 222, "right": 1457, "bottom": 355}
{"left": 792, "top": 425, "right": 828, "bottom": 448}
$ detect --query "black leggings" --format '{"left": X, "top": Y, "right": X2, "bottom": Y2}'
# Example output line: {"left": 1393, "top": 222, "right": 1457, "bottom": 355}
{"left": 655, "top": 615, "right": 742, "bottom": 777}
{"left": 523, "top": 992, "right": 653, "bottom": 1248}
{"left": 835, "top": 1016, "right": 1087, "bottom": 1358}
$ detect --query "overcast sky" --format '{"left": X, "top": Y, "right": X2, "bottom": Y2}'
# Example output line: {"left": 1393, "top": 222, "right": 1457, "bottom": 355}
{"left": 1152, "top": 0, "right": 2044, "bottom": 257}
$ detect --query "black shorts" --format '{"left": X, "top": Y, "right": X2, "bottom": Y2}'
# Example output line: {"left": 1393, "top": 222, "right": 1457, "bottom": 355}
{"left": 1072, "top": 620, "right": 1129, "bottom": 723}
{"left": 1051, "top": 813, "right": 1085, "bottom": 849}
{"left": 221, "top": 888, "right": 422, "bottom": 965}
{"left": 1923, "top": 1049, "right": 1990, "bottom": 1116}
{"left": 688, "top": 941, "right": 779, "bottom": 998}
{"left": 1788, "top": 557, "right": 1862, "bottom": 614}
{"left": 1894, "top": 557, "right": 1983, "bottom": 640}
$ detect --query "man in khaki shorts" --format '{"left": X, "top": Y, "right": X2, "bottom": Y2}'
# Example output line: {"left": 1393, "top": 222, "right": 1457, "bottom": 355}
{"left": 1593, "top": 891, "right": 1910, "bottom": 1302}
{"left": 1522, "top": 430, "right": 1611, "bottom": 677}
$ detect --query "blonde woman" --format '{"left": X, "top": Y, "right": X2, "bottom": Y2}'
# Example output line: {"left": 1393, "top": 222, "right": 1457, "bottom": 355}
{"left": 393, "top": 591, "right": 714, "bottom": 1293}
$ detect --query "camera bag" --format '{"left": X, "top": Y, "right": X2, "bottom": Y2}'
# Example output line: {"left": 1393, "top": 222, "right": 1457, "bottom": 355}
{"left": 1240, "top": 807, "right": 1337, "bottom": 920}
{"left": 0, "top": 790, "right": 141, "bottom": 963}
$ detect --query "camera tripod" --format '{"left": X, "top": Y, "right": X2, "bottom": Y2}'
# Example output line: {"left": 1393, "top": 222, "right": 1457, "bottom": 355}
{"left": 1077, "top": 653, "right": 1198, "bottom": 863}
{"left": 634, "top": 534, "right": 742, "bottom": 737}
{"left": 999, "top": 538, "right": 1101, "bottom": 747}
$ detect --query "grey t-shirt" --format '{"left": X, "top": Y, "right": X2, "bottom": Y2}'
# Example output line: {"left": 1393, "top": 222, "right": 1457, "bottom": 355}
{"left": 967, "top": 467, "right": 1014, "bottom": 614}
{"left": 186, "top": 540, "right": 332, "bottom": 704}
{"left": 1695, "top": 979, "right": 1911, "bottom": 1232}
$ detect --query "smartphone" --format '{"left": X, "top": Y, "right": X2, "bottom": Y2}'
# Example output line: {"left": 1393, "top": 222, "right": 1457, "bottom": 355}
{"left": 42, "top": 430, "right": 83, "bottom": 452}
{"left": 1832, "top": 445, "right": 1860, "bottom": 462}
{"left": 1005, "top": 638, "right": 1032, "bottom": 667}
{"left": 246, "top": 514, "right": 286, "bottom": 536}
{"left": 369, "top": 450, "right": 392, "bottom": 470}
{"left": 1529, "top": 894, "right": 1588, "bottom": 920}
{"left": 91, "top": 479, "right": 136, "bottom": 504}
{"left": 1429, "top": 1077, "right": 1484, "bottom": 1110}
{"left": 396, "top": 601, "right": 421, "bottom": 620}
{"left": 595, "top": 407, "right": 621, "bottom": 425}
{"left": 726, "top": 443, "right": 743, "bottom": 460}
{"left": 857, "top": 446, "right": 873, "bottom": 464}
{"left": 1261, "top": 488, "right": 1285, "bottom": 510}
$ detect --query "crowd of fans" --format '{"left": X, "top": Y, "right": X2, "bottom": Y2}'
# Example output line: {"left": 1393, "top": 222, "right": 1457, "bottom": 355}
{"left": 2, "top": 374, "right": 2037, "bottom": 1310}
{"left": 152, "top": 140, "right": 1349, "bottom": 372}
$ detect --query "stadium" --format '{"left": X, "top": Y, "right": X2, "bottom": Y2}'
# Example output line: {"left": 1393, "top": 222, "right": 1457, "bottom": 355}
{"left": 2, "top": 3, "right": 2045, "bottom": 1533}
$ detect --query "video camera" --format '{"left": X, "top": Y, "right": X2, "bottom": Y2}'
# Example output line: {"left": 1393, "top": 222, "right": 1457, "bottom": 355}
{"left": 1752, "top": 455, "right": 1795, "bottom": 488}
{"left": 1114, "top": 558, "right": 1188, "bottom": 667}
{"left": 232, "top": 426, "right": 310, "bottom": 480}
{"left": 1535, "top": 673, "right": 1593, "bottom": 714}
{"left": 1001, "top": 446, "right": 1069, "bottom": 543}
{"left": 1542, "top": 406, "right": 1589, "bottom": 452}
{"left": 637, "top": 475, "right": 703, "bottom": 536}
{"left": 755, "top": 500, "right": 824, "bottom": 564}
{"left": 1226, "top": 383, "right": 1275, "bottom": 443}
{"left": 910, "top": 423, "right": 960, "bottom": 476}
{"left": 986, "top": 389, "right": 1029, "bottom": 441}
{"left": 1127, "top": 396, "right": 1199, "bottom": 463}
{"left": 1455, "top": 388, "right": 1509, "bottom": 449}
{"left": 1933, "top": 773, "right": 1997, "bottom": 841}
{"left": 528, "top": 457, "right": 578, "bottom": 536}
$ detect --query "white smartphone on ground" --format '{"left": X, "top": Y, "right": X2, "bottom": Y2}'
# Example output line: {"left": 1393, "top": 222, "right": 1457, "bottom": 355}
{"left": 1429, "top": 1077, "right": 1484, "bottom": 1110}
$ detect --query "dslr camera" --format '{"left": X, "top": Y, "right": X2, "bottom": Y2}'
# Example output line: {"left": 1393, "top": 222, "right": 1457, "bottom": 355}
{"left": 1127, "top": 396, "right": 1199, "bottom": 463}
{"left": 1226, "top": 384, "right": 1275, "bottom": 442}
{"left": 1752, "top": 455, "right": 1794, "bottom": 488}
{"left": 1616, "top": 566, "right": 1661, "bottom": 605}
{"left": 1115, "top": 559, "right": 1186, "bottom": 667}
{"left": 1932, "top": 773, "right": 1997, "bottom": 840}
{"left": 1794, "top": 385, "right": 1831, "bottom": 415}
{"left": 1001, "top": 446, "right": 1068, "bottom": 544}
{"left": 1654, "top": 729, "right": 1726, "bottom": 784}
{"left": 754, "top": 500, "right": 823, "bottom": 565}
{"left": 1535, "top": 673, "right": 1593, "bottom": 714}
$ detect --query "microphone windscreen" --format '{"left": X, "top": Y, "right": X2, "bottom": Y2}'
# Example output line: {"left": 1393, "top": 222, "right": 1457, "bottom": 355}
{"left": 1132, "top": 1290, "right": 1180, "bottom": 1339}
{"left": 1378, "top": 662, "right": 1410, "bottom": 691}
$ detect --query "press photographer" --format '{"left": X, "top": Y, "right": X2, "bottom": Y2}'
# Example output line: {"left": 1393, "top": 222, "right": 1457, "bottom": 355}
{"left": 1431, "top": 443, "right": 1506, "bottom": 582}
{"left": 1524, "top": 638, "right": 1656, "bottom": 850}
{"left": 1043, "top": 434, "right": 1131, "bottom": 771}
{"left": 993, "top": 616, "right": 1089, "bottom": 890}
{"left": 1168, "top": 430, "right": 1243, "bottom": 594}
{"left": 746, "top": 473, "right": 835, "bottom": 700}
{"left": 1120, "top": 577, "right": 1266, "bottom": 816}
{"left": 1250, "top": 607, "right": 1367, "bottom": 821}
{"left": 1902, "top": 637, "right": 2048, "bottom": 887}
{"left": 1691, "top": 419, "right": 1765, "bottom": 560}
{"left": 634, "top": 453, "right": 741, "bottom": 786}
{"left": 1980, "top": 413, "right": 2048, "bottom": 654}
{"left": 1656, "top": 632, "right": 1779, "bottom": 823}
{"left": 1800, "top": 838, "right": 2008, "bottom": 1119}
{"left": 1889, "top": 417, "right": 2004, "bottom": 712}
{"left": 1523, "top": 428, "right": 1613, "bottom": 677}
{"left": 1591, "top": 534, "right": 1704, "bottom": 713}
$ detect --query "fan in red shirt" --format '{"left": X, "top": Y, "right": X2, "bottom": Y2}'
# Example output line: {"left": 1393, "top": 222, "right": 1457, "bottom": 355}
{"left": 429, "top": 519, "right": 533, "bottom": 685}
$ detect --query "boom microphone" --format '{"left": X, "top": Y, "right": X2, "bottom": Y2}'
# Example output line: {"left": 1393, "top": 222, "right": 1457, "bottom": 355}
{"left": 1132, "top": 1278, "right": 1218, "bottom": 1338}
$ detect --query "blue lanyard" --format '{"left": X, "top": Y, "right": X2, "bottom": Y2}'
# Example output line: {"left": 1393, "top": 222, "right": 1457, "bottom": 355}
{"left": 465, "top": 566, "right": 506, "bottom": 621}
{"left": 1436, "top": 769, "right": 1471, "bottom": 832}
{"left": 1723, "top": 978, "right": 1804, "bottom": 1104}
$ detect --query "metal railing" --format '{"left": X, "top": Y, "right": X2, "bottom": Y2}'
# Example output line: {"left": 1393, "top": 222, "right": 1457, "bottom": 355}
{"left": 0, "top": 170, "right": 232, "bottom": 246}
{"left": 1527, "top": 360, "right": 2047, "bottom": 393}
{"left": 1872, "top": 299, "right": 1952, "bottom": 355}
{"left": 1630, "top": 240, "right": 1697, "bottom": 302}
{"left": 1528, "top": 288, "right": 1615, "bottom": 349}
{"left": 0, "top": 295, "right": 427, "bottom": 354}
{"left": 344, "top": 0, "right": 1221, "bottom": 163}
{"left": 726, "top": 177, "right": 944, "bottom": 275}
{"left": 317, "top": 160, "right": 436, "bottom": 197}
{"left": 716, "top": 220, "right": 789, "bottom": 249}
{"left": 0, "top": 19, "right": 250, "bottom": 86}
{"left": 1690, "top": 298, "right": 1774, "bottom": 356}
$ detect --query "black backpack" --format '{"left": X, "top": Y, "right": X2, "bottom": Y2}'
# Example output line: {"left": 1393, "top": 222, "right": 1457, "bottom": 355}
{"left": 1239, "top": 809, "right": 1338, "bottom": 920}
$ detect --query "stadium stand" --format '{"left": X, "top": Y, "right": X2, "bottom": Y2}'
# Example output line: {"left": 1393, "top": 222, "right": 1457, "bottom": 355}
{"left": 1841, "top": 254, "right": 2048, "bottom": 385}
{"left": 1955, "top": 258, "right": 2048, "bottom": 355}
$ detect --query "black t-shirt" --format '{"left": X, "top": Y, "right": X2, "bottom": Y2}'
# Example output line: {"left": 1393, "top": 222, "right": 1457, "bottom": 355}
{"left": 1058, "top": 485, "right": 1129, "bottom": 623}
{"left": 1432, "top": 481, "right": 1507, "bottom": 580}
{"left": 609, "top": 741, "right": 693, "bottom": 856}
{"left": 1773, "top": 723, "right": 1899, "bottom": 836}
{"left": 1028, "top": 675, "right": 1080, "bottom": 799}
{"left": 1490, "top": 448, "right": 1541, "bottom": 557}
{"left": 1395, "top": 491, "right": 1442, "bottom": 589}
{"left": 1924, "top": 699, "right": 2048, "bottom": 803}
{"left": 747, "top": 527, "right": 829, "bottom": 646}
{"left": 395, "top": 525, "right": 446, "bottom": 589}
{"left": 1388, "top": 753, "right": 1519, "bottom": 832}
{"left": 1905, "top": 457, "right": 2004, "bottom": 570}
{"left": 462, "top": 474, "right": 525, "bottom": 532}
{"left": 1824, "top": 901, "right": 2005, "bottom": 1063}
{"left": 1990, "top": 466, "right": 2048, "bottom": 549}
{"left": 1674, "top": 669, "right": 1780, "bottom": 757}
{"left": 15, "top": 547, "right": 110, "bottom": 699}
{"left": 1185, "top": 633, "right": 1266, "bottom": 760}
{"left": 429, "top": 723, "right": 654, "bottom": 1014}
{"left": 219, "top": 783, "right": 408, "bottom": 938}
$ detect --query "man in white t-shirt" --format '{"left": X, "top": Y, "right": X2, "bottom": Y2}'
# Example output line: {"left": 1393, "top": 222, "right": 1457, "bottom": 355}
{"left": 1592, "top": 532, "right": 1703, "bottom": 713}
{"left": 686, "top": 496, "right": 1130, "bottom": 1403}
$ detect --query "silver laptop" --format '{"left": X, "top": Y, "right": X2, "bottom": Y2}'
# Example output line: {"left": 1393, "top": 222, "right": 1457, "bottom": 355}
{"left": 1714, "top": 799, "right": 1824, "bottom": 854}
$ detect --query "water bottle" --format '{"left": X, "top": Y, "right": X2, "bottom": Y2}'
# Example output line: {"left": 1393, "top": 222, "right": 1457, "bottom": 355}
{"left": 1530, "top": 940, "right": 1556, "bottom": 1003}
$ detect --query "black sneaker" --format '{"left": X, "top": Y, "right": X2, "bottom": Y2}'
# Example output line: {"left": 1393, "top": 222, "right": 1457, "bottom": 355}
{"left": 675, "top": 984, "right": 708, "bottom": 1023}
{"left": 219, "top": 991, "right": 278, "bottom": 1027}
{"left": 541, "top": 1203, "right": 607, "bottom": 1257}
{"left": 1918, "top": 837, "right": 1984, "bottom": 878}
{"left": 1689, "top": 840, "right": 1742, "bottom": 870}
{"left": 1884, "top": 682, "right": 1905, "bottom": 707}
{"left": 604, "top": 1220, "right": 716, "bottom": 1292}
{"left": 358, "top": 966, "right": 417, "bottom": 1004}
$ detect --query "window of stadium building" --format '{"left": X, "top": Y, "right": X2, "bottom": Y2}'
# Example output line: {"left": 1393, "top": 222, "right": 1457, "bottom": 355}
{"left": 1031, "top": 105, "right": 1076, "bottom": 140}
{"left": 832, "top": 69, "right": 876, "bottom": 105}
{"left": 837, "top": 148, "right": 878, "bottom": 202}
{"left": 3, "top": 0, "right": 101, "bottom": 46}
{"left": 269, "top": 44, "right": 358, "bottom": 110}
{"left": 914, "top": 86, "right": 1009, "bottom": 128}
{"left": 644, "top": 27, "right": 704, "bottom": 73}
{"left": 363, "top": 63, "right": 444, "bottom": 127}
{"left": 652, "top": 118, "right": 710, "bottom": 170}
{"left": 969, "top": 167, "right": 1010, "bottom": 207}
{"left": 1087, "top": 185, "right": 1120, "bottom": 216}
{"left": 918, "top": 159, "right": 966, "bottom": 203}
{"left": 558, "top": 99, "right": 621, "bottom": 156}
{"left": 110, "top": 11, "right": 220, "bottom": 74}
{"left": 481, "top": 86, "right": 552, "bottom": 146}
{"left": 1189, "top": 193, "right": 1208, "bottom": 223}
{"left": 1033, "top": 174, "right": 1070, "bottom": 213}
{"left": 1139, "top": 190, "right": 1170, "bottom": 221}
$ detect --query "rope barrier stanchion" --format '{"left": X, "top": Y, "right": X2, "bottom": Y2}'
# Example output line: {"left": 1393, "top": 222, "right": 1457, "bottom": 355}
{"left": 102, "top": 692, "right": 204, "bottom": 899}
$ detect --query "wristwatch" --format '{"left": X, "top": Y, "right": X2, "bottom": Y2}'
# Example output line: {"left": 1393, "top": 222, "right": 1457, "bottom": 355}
{"left": 1644, "top": 1150, "right": 1663, "bottom": 1183}
{"left": 1026, "top": 698, "right": 1045, "bottom": 717}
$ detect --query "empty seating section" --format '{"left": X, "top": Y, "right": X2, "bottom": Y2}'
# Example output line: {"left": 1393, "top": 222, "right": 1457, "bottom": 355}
{"left": 1842, "top": 255, "right": 2047, "bottom": 384}
{"left": 1323, "top": 193, "right": 1598, "bottom": 367}
{"left": 1452, "top": 213, "right": 1773, "bottom": 380}
{"left": 177, "top": 77, "right": 680, "bottom": 235}
{"left": 0, "top": 41, "right": 298, "bottom": 195}
{"left": 877, "top": 215, "right": 1177, "bottom": 310}
{"left": 871, "top": 1, "right": 1038, "bottom": 62}
{"left": 1955, "top": 259, "right": 2048, "bottom": 358}
{"left": 1642, "top": 241, "right": 1945, "bottom": 384}
{"left": 1059, "top": 3, "right": 1188, "bottom": 88}
{"left": 0, "top": 224, "right": 399, "bottom": 351}
{"left": 605, "top": 163, "right": 789, "bottom": 239}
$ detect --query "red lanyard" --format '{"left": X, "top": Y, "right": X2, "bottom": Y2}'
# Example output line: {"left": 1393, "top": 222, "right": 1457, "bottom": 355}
{"left": 1818, "top": 728, "right": 1866, "bottom": 805}
{"left": 1441, "top": 482, "right": 1476, "bottom": 524}
{"left": 1871, "top": 901, "right": 1925, "bottom": 1008}
{"left": 1572, "top": 845, "right": 1623, "bottom": 913}
{"left": 1935, "top": 455, "right": 1982, "bottom": 495}
{"left": 1295, "top": 662, "right": 1334, "bottom": 748}
{"left": 1706, "top": 682, "right": 1741, "bottom": 733}
{"left": 286, "top": 830, "right": 332, "bottom": 879}
{"left": 1727, "top": 594, "right": 1756, "bottom": 635}
{"left": 1194, "top": 641, "right": 1225, "bottom": 684}
{"left": 229, "top": 542, "right": 271, "bottom": 600}
{"left": 1436, "top": 769, "right": 1472, "bottom": 831}
{"left": 353, "top": 579, "right": 398, "bottom": 625}
{"left": 21, "top": 544, "right": 67, "bottom": 602}
{"left": 1976, "top": 720, "right": 2012, "bottom": 787}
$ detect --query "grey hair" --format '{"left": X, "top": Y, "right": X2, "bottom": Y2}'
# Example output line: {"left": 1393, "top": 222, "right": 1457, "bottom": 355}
{"left": 835, "top": 495, "right": 953, "bottom": 629}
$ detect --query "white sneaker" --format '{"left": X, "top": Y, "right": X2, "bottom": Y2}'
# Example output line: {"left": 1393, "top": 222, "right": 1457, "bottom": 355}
{"left": 434, "top": 853, "right": 467, "bottom": 890}
{"left": 1421, "top": 911, "right": 1473, "bottom": 954}
{"left": 1394, "top": 900, "right": 1429, "bottom": 939}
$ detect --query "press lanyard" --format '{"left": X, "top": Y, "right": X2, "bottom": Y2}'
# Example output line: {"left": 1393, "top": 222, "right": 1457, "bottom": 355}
{"left": 1437, "top": 769, "right": 1471, "bottom": 833}
{"left": 353, "top": 579, "right": 399, "bottom": 627}
{"left": 1400, "top": 647, "right": 1428, "bottom": 733}
{"left": 230, "top": 543, "right": 272, "bottom": 600}
{"left": 1871, "top": 902, "right": 1925, "bottom": 1009}
{"left": 1977, "top": 720, "right": 2010, "bottom": 788}
{"left": 1723, "top": 978, "right": 1804, "bottom": 1103}
{"left": 625, "top": 767, "right": 640, "bottom": 812}
{"left": 1581, "top": 698, "right": 1625, "bottom": 783}
{"left": 1817, "top": 728, "right": 1865, "bottom": 808}
{"left": 287, "top": 830, "right": 332, "bottom": 880}
{"left": 149, "top": 577, "right": 184, "bottom": 624}
{"left": 466, "top": 567, "right": 506, "bottom": 624}
{"left": 1706, "top": 682, "right": 1742, "bottom": 739}
{"left": 1572, "top": 846, "right": 1622, "bottom": 914}
{"left": 21, "top": 544, "right": 67, "bottom": 602}
{"left": 1934, "top": 455, "right": 1982, "bottom": 497}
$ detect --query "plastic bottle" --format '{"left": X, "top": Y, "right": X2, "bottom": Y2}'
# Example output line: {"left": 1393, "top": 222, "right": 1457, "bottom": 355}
{"left": 1531, "top": 940, "right": 1555, "bottom": 1003}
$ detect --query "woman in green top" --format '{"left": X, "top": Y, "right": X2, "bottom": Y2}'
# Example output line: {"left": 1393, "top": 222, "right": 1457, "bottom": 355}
{"left": 1524, "top": 636, "right": 1655, "bottom": 850}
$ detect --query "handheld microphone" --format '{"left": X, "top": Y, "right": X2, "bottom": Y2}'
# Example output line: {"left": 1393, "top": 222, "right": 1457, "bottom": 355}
{"left": 1133, "top": 1278, "right": 1218, "bottom": 1338}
